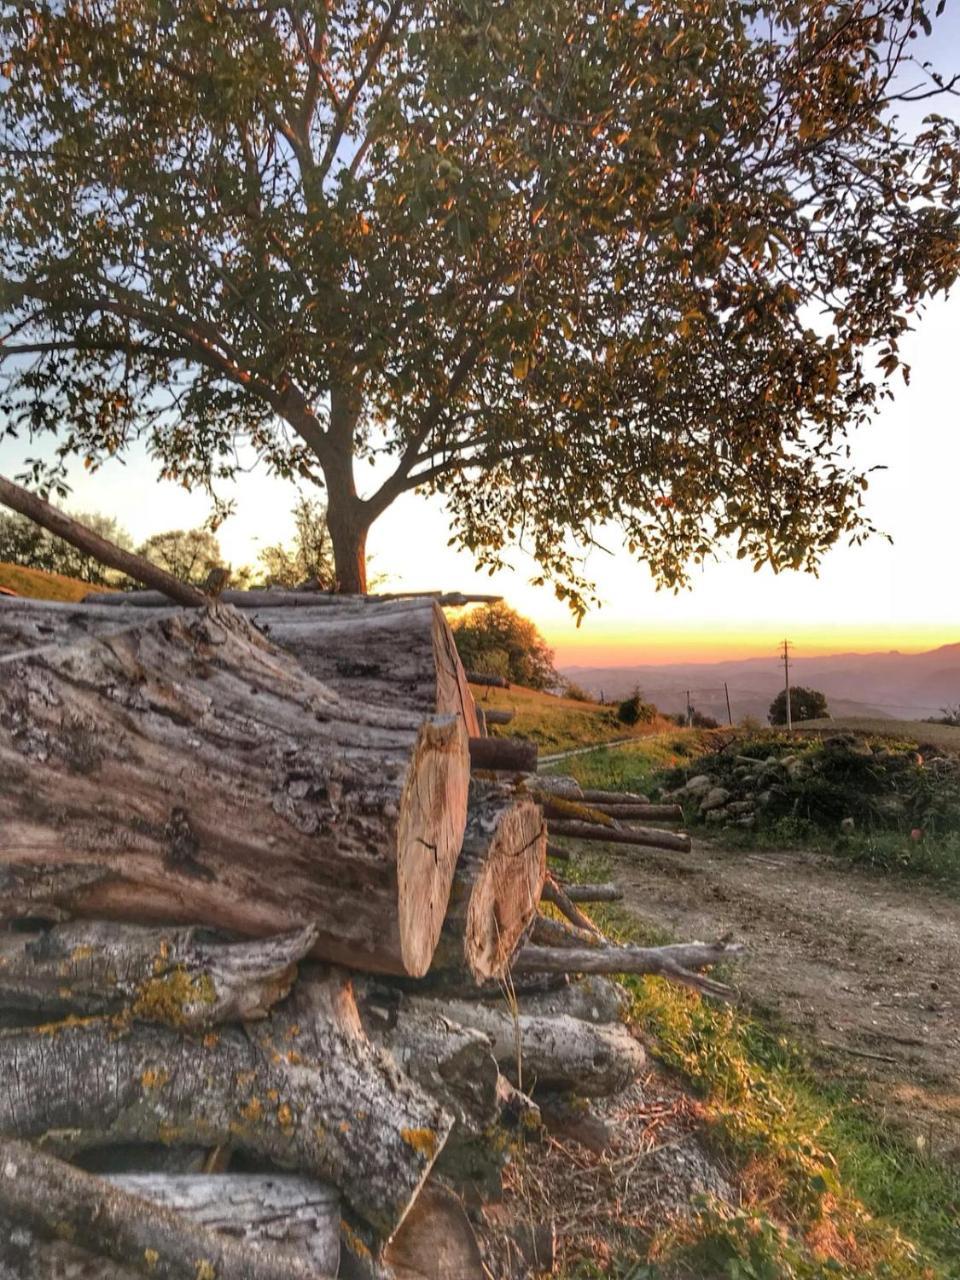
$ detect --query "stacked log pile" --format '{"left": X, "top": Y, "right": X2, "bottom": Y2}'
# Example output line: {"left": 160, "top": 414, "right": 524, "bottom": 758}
{"left": 0, "top": 591, "right": 739, "bottom": 1279}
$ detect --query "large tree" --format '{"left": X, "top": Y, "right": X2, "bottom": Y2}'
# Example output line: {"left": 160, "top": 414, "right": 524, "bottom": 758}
{"left": 0, "top": 1, "right": 957, "bottom": 605}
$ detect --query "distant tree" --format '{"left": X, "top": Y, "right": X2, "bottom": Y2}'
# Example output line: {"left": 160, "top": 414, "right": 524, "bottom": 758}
{"left": 769, "top": 686, "right": 830, "bottom": 725}
{"left": 690, "top": 707, "right": 720, "bottom": 729}
{"left": 561, "top": 680, "right": 593, "bottom": 704}
{"left": 926, "top": 705, "right": 960, "bottom": 728}
{"left": 258, "top": 497, "right": 336, "bottom": 590}
{"left": 0, "top": 508, "right": 132, "bottom": 586}
{"left": 617, "top": 688, "right": 658, "bottom": 726}
{"left": 2, "top": 2, "right": 958, "bottom": 606}
{"left": 452, "top": 604, "right": 556, "bottom": 690}
{"left": 136, "top": 528, "right": 224, "bottom": 587}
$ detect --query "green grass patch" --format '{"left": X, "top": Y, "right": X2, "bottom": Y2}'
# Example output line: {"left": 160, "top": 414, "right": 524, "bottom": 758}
{"left": 556, "top": 856, "right": 960, "bottom": 1279}
{"left": 543, "top": 729, "right": 718, "bottom": 792}
{"left": 478, "top": 685, "right": 676, "bottom": 754}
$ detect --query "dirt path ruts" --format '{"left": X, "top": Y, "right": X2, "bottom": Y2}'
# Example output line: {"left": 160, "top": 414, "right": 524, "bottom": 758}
{"left": 607, "top": 841, "right": 960, "bottom": 1159}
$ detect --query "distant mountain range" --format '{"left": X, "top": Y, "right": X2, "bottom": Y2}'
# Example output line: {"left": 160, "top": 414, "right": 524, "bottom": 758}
{"left": 561, "top": 643, "right": 960, "bottom": 724}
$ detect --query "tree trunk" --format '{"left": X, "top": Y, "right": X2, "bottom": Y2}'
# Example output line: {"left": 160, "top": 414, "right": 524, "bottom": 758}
{"left": 0, "top": 597, "right": 482, "bottom": 738}
{"left": 432, "top": 783, "right": 546, "bottom": 983}
{"left": 0, "top": 980, "right": 453, "bottom": 1238}
{"left": 0, "top": 921, "right": 317, "bottom": 1027}
{"left": 0, "top": 1173, "right": 340, "bottom": 1279}
{"left": 0, "top": 604, "right": 470, "bottom": 977}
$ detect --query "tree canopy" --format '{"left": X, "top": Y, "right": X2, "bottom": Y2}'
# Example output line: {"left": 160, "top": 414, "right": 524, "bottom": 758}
{"left": 0, "top": 509, "right": 133, "bottom": 586}
{"left": 257, "top": 495, "right": 336, "bottom": 588}
{"left": 1, "top": 0, "right": 958, "bottom": 607}
{"left": 451, "top": 602, "right": 557, "bottom": 689}
{"left": 769, "top": 686, "right": 830, "bottom": 724}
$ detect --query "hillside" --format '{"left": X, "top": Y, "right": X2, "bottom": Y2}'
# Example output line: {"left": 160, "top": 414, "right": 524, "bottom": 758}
{"left": 478, "top": 682, "right": 673, "bottom": 753}
{"left": 563, "top": 642, "right": 960, "bottom": 724}
{"left": 0, "top": 561, "right": 105, "bottom": 603}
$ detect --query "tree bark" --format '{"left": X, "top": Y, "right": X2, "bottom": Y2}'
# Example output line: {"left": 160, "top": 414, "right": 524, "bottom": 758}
{"left": 0, "top": 921, "right": 317, "bottom": 1027}
{"left": 556, "top": 882, "right": 624, "bottom": 903}
{"left": 0, "top": 1142, "right": 330, "bottom": 1280}
{"left": 432, "top": 783, "right": 546, "bottom": 983}
{"left": 0, "top": 983, "right": 453, "bottom": 1237}
{"left": 400, "top": 997, "right": 645, "bottom": 1096}
{"left": 514, "top": 940, "right": 743, "bottom": 998}
{"left": 540, "top": 876, "right": 601, "bottom": 935}
{"left": 546, "top": 820, "right": 691, "bottom": 853}
{"left": 468, "top": 736, "right": 537, "bottom": 773}
{"left": 0, "top": 604, "right": 470, "bottom": 977}
{"left": 512, "top": 974, "right": 628, "bottom": 1024}
{"left": 0, "top": 475, "right": 205, "bottom": 607}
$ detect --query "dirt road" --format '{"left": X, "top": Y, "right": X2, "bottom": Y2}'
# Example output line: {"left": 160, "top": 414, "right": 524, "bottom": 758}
{"left": 607, "top": 841, "right": 960, "bottom": 1159}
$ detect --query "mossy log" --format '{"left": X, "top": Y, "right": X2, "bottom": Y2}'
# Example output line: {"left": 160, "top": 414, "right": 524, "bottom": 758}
{"left": 0, "top": 921, "right": 317, "bottom": 1027}
{"left": 0, "top": 604, "right": 469, "bottom": 977}
{"left": 431, "top": 782, "right": 546, "bottom": 982}
{"left": 0, "top": 976, "right": 453, "bottom": 1238}
{"left": 0, "top": 1172, "right": 340, "bottom": 1279}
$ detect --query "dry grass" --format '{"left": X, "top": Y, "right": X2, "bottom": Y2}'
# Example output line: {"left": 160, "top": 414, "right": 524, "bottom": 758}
{"left": 476, "top": 682, "right": 674, "bottom": 753}
{"left": 0, "top": 561, "right": 106, "bottom": 602}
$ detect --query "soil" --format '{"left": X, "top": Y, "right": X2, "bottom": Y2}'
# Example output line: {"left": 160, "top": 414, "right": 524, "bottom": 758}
{"left": 608, "top": 840, "right": 960, "bottom": 1161}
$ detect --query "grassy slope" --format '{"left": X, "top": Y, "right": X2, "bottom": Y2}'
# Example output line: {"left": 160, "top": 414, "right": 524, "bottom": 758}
{"left": 0, "top": 561, "right": 105, "bottom": 602}
{"left": 479, "top": 683, "right": 675, "bottom": 753}
{"left": 556, "top": 735, "right": 960, "bottom": 1279}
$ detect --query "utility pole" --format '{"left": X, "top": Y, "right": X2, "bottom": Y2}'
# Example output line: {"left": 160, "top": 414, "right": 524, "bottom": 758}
{"left": 685, "top": 689, "right": 692, "bottom": 727}
{"left": 724, "top": 681, "right": 733, "bottom": 726}
{"left": 780, "top": 640, "right": 792, "bottom": 731}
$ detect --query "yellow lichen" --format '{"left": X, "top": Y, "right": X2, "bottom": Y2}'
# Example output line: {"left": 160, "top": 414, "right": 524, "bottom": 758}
{"left": 276, "top": 1102, "right": 295, "bottom": 1130}
{"left": 70, "top": 945, "right": 95, "bottom": 962}
{"left": 194, "top": 1262, "right": 216, "bottom": 1280}
{"left": 144, "top": 1248, "right": 159, "bottom": 1270}
{"left": 340, "top": 1220, "right": 371, "bottom": 1260}
{"left": 141, "top": 1068, "right": 170, "bottom": 1091}
{"left": 401, "top": 1127, "right": 437, "bottom": 1159}
{"left": 241, "top": 1097, "right": 263, "bottom": 1122}
{"left": 266, "top": 1088, "right": 279, "bottom": 1102}
{"left": 202, "top": 1032, "right": 220, "bottom": 1049}
{"left": 285, "top": 1022, "right": 301, "bottom": 1040}
{"left": 30, "top": 1014, "right": 99, "bottom": 1037}
{"left": 132, "top": 968, "right": 216, "bottom": 1028}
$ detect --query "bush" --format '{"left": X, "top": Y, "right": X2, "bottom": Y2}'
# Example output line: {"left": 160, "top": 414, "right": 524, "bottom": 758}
{"left": 451, "top": 603, "right": 557, "bottom": 689}
{"left": 769, "top": 686, "right": 829, "bottom": 725}
{"left": 617, "top": 689, "right": 658, "bottom": 726}
{"left": 561, "top": 680, "right": 593, "bottom": 702}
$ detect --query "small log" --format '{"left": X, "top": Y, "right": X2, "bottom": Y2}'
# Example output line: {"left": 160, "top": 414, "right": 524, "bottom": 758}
{"left": 515, "top": 940, "right": 744, "bottom": 998}
{"left": 0, "top": 1140, "right": 325, "bottom": 1280}
{"left": 531, "top": 913, "right": 601, "bottom": 949}
{"left": 0, "top": 976, "right": 454, "bottom": 1238}
{"left": 465, "top": 671, "right": 510, "bottom": 689}
{"left": 402, "top": 996, "right": 646, "bottom": 1096}
{"left": 0, "top": 474, "right": 206, "bottom": 607}
{"left": 558, "top": 882, "right": 623, "bottom": 903}
{"left": 546, "top": 841, "right": 571, "bottom": 861}
{"left": 539, "top": 796, "right": 620, "bottom": 826}
{"left": 580, "top": 787, "right": 650, "bottom": 804}
{"left": 547, "top": 820, "right": 691, "bottom": 853}
{"left": 541, "top": 874, "right": 601, "bottom": 934}
{"left": 468, "top": 736, "right": 537, "bottom": 773}
{"left": 0, "top": 605, "right": 469, "bottom": 978}
{"left": 433, "top": 783, "right": 546, "bottom": 982}
{"left": 481, "top": 708, "right": 514, "bottom": 726}
{"left": 516, "top": 773, "right": 584, "bottom": 799}
{"left": 585, "top": 802, "right": 684, "bottom": 822}
{"left": 0, "top": 921, "right": 318, "bottom": 1027}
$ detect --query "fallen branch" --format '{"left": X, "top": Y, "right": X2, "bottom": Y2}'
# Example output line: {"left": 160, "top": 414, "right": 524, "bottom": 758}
{"left": 0, "top": 1140, "right": 326, "bottom": 1280}
{"left": 0, "top": 474, "right": 206, "bottom": 607}
{"left": 531, "top": 914, "right": 601, "bottom": 949}
{"left": 584, "top": 803, "right": 684, "bottom": 822}
{"left": 556, "top": 882, "right": 623, "bottom": 903}
{"left": 0, "top": 921, "right": 318, "bottom": 1027}
{"left": 579, "top": 788, "right": 650, "bottom": 805}
{"left": 514, "top": 940, "right": 743, "bottom": 999}
{"left": 547, "top": 820, "right": 691, "bottom": 853}
{"left": 540, "top": 877, "right": 601, "bottom": 936}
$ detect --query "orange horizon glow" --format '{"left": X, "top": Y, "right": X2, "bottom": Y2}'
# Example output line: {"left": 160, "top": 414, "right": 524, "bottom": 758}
{"left": 546, "top": 623, "right": 960, "bottom": 668}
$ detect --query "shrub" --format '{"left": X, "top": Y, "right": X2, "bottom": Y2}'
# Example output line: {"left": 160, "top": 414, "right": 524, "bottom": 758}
{"left": 452, "top": 603, "right": 557, "bottom": 689}
{"left": 769, "top": 686, "right": 830, "bottom": 725}
{"left": 617, "top": 689, "right": 658, "bottom": 726}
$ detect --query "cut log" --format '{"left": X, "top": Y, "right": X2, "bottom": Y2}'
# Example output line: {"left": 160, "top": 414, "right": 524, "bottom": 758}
{"left": 0, "top": 978, "right": 453, "bottom": 1238}
{"left": 481, "top": 708, "right": 514, "bottom": 726}
{"left": 465, "top": 671, "right": 510, "bottom": 689}
{"left": 0, "top": 604, "right": 470, "bottom": 977}
{"left": 0, "top": 921, "right": 317, "bottom": 1027}
{"left": 546, "top": 841, "right": 571, "bottom": 862}
{"left": 547, "top": 820, "right": 691, "bottom": 853}
{"left": 0, "top": 597, "right": 482, "bottom": 737}
{"left": 580, "top": 787, "right": 650, "bottom": 804}
{"left": 81, "top": 589, "right": 500, "bottom": 608}
{"left": 401, "top": 996, "right": 646, "bottom": 1096}
{"left": 0, "top": 475, "right": 206, "bottom": 608}
{"left": 583, "top": 802, "right": 684, "bottom": 822}
{"left": 383, "top": 1182, "right": 485, "bottom": 1280}
{"left": 541, "top": 875, "right": 601, "bottom": 935}
{"left": 514, "top": 940, "right": 744, "bottom": 998}
{"left": 558, "top": 882, "right": 624, "bottom": 903}
{"left": 468, "top": 735, "right": 537, "bottom": 773}
{"left": 432, "top": 783, "right": 546, "bottom": 982}
{"left": 0, "top": 1141, "right": 327, "bottom": 1280}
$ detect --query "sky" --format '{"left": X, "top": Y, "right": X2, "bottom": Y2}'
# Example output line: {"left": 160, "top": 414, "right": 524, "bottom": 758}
{"left": 1, "top": 13, "right": 959, "bottom": 669}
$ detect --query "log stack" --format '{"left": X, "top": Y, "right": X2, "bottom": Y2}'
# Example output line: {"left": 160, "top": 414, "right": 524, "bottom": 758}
{"left": 0, "top": 590, "right": 737, "bottom": 1278}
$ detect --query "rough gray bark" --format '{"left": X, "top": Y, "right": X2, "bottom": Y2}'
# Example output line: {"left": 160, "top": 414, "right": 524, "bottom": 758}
{"left": 480, "top": 709, "right": 513, "bottom": 726}
{"left": 579, "top": 787, "right": 651, "bottom": 804}
{"left": 81, "top": 589, "right": 498, "bottom": 608}
{"left": 530, "top": 913, "right": 601, "bottom": 949}
{"left": 580, "top": 802, "right": 684, "bottom": 822}
{"left": 0, "top": 985, "right": 454, "bottom": 1237}
{"left": 545, "top": 841, "right": 571, "bottom": 861}
{"left": 512, "top": 974, "right": 629, "bottom": 1024}
{"left": 557, "top": 882, "right": 624, "bottom": 903}
{"left": 432, "top": 783, "right": 545, "bottom": 982}
{"left": 0, "top": 1141, "right": 326, "bottom": 1280}
{"left": 0, "top": 475, "right": 206, "bottom": 607}
{"left": 0, "top": 1174, "right": 340, "bottom": 1279}
{"left": 539, "top": 1097, "right": 617, "bottom": 1155}
{"left": 546, "top": 819, "right": 691, "bottom": 853}
{"left": 401, "top": 996, "right": 646, "bottom": 1096}
{"left": 0, "top": 921, "right": 317, "bottom": 1027}
{"left": 514, "top": 941, "right": 743, "bottom": 998}
{"left": 541, "top": 875, "right": 601, "bottom": 935}
{"left": 0, "top": 604, "right": 470, "bottom": 977}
